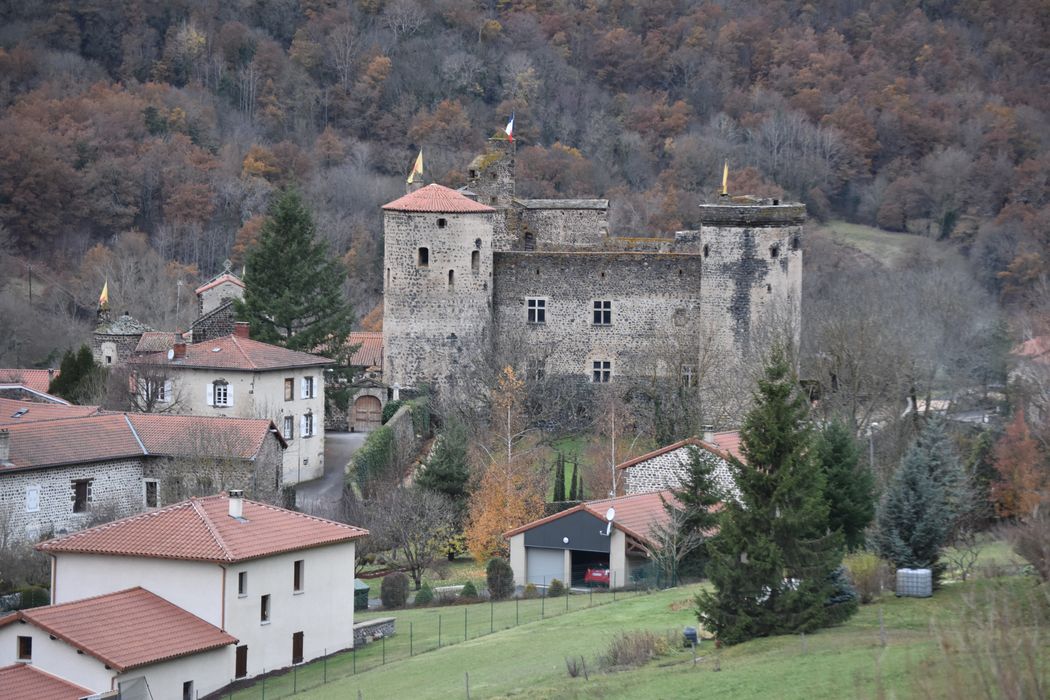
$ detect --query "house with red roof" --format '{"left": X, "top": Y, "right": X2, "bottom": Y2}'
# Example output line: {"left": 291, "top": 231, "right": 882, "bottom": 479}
{"left": 33, "top": 492, "right": 367, "bottom": 688}
{"left": 130, "top": 323, "right": 331, "bottom": 484}
{"left": 617, "top": 430, "right": 741, "bottom": 497}
{"left": 0, "top": 662, "right": 93, "bottom": 700}
{"left": 0, "top": 587, "right": 237, "bottom": 699}
{"left": 0, "top": 410, "right": 285, "bottom": 541}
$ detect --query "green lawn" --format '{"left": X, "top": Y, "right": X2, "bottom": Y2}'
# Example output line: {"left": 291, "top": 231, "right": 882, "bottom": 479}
{"left": 818, "top": 220, "right": 958, "bottom": 267}
{"left": 226, "top": 572, "right": 1047, "bottom": 700}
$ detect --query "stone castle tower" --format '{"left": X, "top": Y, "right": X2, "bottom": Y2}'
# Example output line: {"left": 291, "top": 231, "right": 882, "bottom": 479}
{"left": 382, "top": 137, "right": 805, "bottom": 416}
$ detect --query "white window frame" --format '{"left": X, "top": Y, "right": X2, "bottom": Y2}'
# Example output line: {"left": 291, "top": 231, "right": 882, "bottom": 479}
{"left": 293, "top": 559, "right": 305, "bottom": 594}
{"left": 592, "top": 359, "right": 612, "bottom": 383}
{"left": 526, "top": 297, "right": 547, "bottom": 324}
{"left": 283, "top": 414, "right": 295, "bottom": 441}
{"left": 25, "top": 485, "right": 40, "bottom": 513}
{"left": 301, "top": 412, "right": 315, "bottom": 438}
{"left": 143, "top": 479, "right": 160, "bottom": 508}
{"left": 208, "top": 380, "right": 232, "bottom": 407}
{"left": 301, "top": 376, "right": 316, "bottom": 399}
{"left": 592, "top": 300, "right": 612, "bottom": 326}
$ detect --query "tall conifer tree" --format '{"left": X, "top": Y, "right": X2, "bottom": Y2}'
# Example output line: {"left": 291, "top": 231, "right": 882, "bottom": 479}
{"left": 236, "top": 189, "right": 354, "bottom": 359}
{"left": 815, "top": 421, "right": 875, "bottom": 551}
{"left": 695, "top": 345, "right": 851, "bottom": 644}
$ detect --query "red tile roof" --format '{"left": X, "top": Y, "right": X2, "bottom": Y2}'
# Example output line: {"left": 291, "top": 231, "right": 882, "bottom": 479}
{"left": 348, "top": 331, "right": 383, "bottom": 368}
{"left": 616, "top": 431, "right": 744, "bottom": 471}
{"left": 504, "top": 491, "right": 676, "bottom": 546}
{"left": 0, "top": 663, "right": 94, "bottom": 700}
{"left": 135, "top": 331, "right": 179, "bottom": 353}
{"left": 0, "top": 398, "right": 101, "bottom": 426}
{"left": 38, "top": 493, "right": 368, "bottom": 563}
{"left": 2, "top": 413, "right": 281, "bottom": 471}
{"left": 132, "top": 334, "right": 331, "bottom": 371}
{"left": 0, "top": 369, "right": 57, "bottom": 394}
{"left": 195, "top": 272, "right": 245, "bottom": 296}
{"left": 12, "top": 587, "right": 236, "bottom": 672}
{"left": 382, "top": 184, "right": 496, "bottom": 213}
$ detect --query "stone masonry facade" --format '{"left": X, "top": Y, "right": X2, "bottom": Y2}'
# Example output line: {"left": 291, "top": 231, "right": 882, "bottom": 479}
{"left": 383, "top": 137, "right": 804, "bottom": 409}
{"left": 621, "top": 445, "right": 737, "bottom": 499}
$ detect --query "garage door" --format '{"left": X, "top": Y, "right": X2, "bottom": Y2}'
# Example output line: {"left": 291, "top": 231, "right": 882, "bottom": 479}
{"left": 526, "top": 547, "right": 564, "bottom": 587}
{"left": 353, "top": 395, "right": 382, "bottom": 431}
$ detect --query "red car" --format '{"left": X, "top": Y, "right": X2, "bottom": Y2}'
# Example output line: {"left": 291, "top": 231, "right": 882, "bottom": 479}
{"left": 584, "top": 568, "right": 611, "bottom": 584}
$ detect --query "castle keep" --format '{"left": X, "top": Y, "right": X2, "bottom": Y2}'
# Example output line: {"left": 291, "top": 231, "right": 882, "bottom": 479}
{"left": 382, "top": 138, "right": 804, "bottom": 403}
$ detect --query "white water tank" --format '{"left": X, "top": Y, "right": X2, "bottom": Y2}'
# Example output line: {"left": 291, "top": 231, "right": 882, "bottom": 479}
{"left": 895, "top": 568, "right": 932, "bottom": 597}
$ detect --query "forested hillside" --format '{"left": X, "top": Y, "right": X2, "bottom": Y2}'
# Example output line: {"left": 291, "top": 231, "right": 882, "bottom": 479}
{"left": 0, "top": 0, "right": 1048, "bottom": 365}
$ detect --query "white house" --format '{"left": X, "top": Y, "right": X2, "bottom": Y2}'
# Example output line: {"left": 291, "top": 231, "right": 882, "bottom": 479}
{"left": 129, "top": 325, "right": 331, "bottom": 484}
{"left": 35, "top": 491, "right": 368, "bottom": 688}
{"left": 0, "top": 587, "right": 236, "bottom": 700}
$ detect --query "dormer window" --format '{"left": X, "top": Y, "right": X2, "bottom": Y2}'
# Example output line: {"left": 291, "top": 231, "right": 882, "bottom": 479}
{"left": 418, "top": 247, "right": 429, "bottom": 268}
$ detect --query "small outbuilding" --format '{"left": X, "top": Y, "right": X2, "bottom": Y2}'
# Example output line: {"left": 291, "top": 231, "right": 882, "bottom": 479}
{"left": 504, "top": 491, "right": 673, "bottom": 590}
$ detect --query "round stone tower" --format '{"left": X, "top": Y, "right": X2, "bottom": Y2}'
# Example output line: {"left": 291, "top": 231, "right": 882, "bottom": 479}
{"left": 696, "top": 197, "right": 805, "bottom": 362}
{"left": 381, "top": 184, "right": 497, "bottom": 397}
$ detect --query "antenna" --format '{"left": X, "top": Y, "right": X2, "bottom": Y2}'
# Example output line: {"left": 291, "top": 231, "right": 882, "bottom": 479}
{"left": 601, "top": 507, "right": 615, "bottom": 537}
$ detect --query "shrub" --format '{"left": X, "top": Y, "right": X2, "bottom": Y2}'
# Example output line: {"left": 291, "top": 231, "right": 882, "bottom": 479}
{"left": 460, "top": 580, "right": 478, "bottom": 598}
{"left": 825, "top": 566, "right": 860, "bottom": 624}
{"left": 600, "top": 631, "right": 671, "bottom": 669}
{"left": 380, "top": 572, "right": 409, "bottom": 609}
{"left": 1005, "top": 505, "right": 1050, "bottom": 582}
{"left": 547, "top": 578, "right": 565, "bottom": 597}
{"left": 486, "top": 557, "right": 515, "bottom": 600}
{"left": 414, "top": 583, "right": 434, "bottom": 606}
{"left": 523, "top": 583, "right": 539, "bottom": 599}
{"left": 844, "top": 552, "right": 891, "bottom": 604}
{"left": 381, "top": 399, "right": 404, "bottom": 424}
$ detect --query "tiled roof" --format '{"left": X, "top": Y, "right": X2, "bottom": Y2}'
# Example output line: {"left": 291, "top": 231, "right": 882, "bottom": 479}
{"left": 38, "top": 493, "right": 368, "bottom": 563}
{"left": 13, "top": 587, "right": 236, "bottom": 672}
{"left": 348, "top": 331, "right": 383, "bottom": 368}
{"left": 2, "top": 413, "right": 280, "bottom": 470}
{"left": 132, "top": 334, "right": 331, "bottom": 371}
{"left": 616, "top": 431, "right": 744, "bottom": 470}
{"left": 135, "top": 331, "right": 179, "bottom": 353}
{"left": 382, "top": 184, "right": 495, "bottom": 213}
{"left": 0, "top": 398, "right": 102, "bottom": 425}
{"left": 0, "top": 663, "right": 94, "bottom": 700}
{"left": 195, "top": 272, "right": 245, "bottom": 296}
{"left": 504, "top": 490, "right": 676, "bottom": 546}
{"left": 0, "top": 368, "right": 57, "bottom": 394}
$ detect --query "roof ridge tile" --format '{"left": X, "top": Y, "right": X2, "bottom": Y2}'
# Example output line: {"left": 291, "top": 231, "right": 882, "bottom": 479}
{"left": 190, "top": 498, "right": 234, "bottom": 561}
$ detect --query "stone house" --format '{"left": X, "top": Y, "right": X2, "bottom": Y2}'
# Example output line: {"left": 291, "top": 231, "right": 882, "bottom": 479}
{"left": 30, "top": 492, "right": 367, "bottom": 693}
{"left": 616, "top": 430, "right": 742, "bottom": 497}
{"left": 382, "top": 137, "right": 804, "bottom": 413}
{"left": 128, "top": 324, "right": 331, "bottom": 485}
{"left": 0, "top": 409, "right": 285, "bottom": 542}
{"left": 91, "top": 311, "right": 155, "bottom": 367}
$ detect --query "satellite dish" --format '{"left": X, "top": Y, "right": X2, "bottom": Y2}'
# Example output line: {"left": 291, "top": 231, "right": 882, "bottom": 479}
{"left": 166, "top": 348, "right": 175, "bottom": 360}
{"left": 605, "top": 507, "right": 615, "bottom": 522}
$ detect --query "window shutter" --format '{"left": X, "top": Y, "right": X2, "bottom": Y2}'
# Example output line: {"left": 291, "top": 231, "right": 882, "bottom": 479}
{"left": 226, "top": 383, "right": 234, "bottom": 407}
{"left": 206, "top": 383, "right": 214, "bottom": 406}
{"left": 301, "top": 415, "right": 307, "bottom": 437}
{"left": 163, "top": 380, "right": 173, "bottom": 403}
{"left": 301, "top": 377, "right": 308, "bottom": 399}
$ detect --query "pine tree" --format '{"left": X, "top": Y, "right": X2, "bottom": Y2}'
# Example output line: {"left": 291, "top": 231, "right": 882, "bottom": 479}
{"left": 235, "top": 189, "right": 355, "bottom": 359}
{"left": 553, "top": 453, "right": 566, "bottom": 502}
{"left": 669, "top": 446, "right": 724, "bottom": 534}
{"left": 568, "top": 460, "right": 579, "bottom": 501}
{"left": 815, "top": 421, "right": 875, "bottom": 551}
{"left": 695, "top": 345, "right": 850, "bottom": 645}
{"left": 416, "top": 420, "right": 472, "bottom": 524}
{"left": 49, "top": 345, "right": 105, "bottom": 404}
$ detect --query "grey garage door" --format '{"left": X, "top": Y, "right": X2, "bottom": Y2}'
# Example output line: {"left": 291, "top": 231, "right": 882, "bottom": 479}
{"left": 526, "top": 547, "right": 564, "bottom": 587}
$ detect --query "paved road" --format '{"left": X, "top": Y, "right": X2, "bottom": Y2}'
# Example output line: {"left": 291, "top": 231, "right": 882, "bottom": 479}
{"left": 295, "top": 431, "right": 367, "bottom": 517}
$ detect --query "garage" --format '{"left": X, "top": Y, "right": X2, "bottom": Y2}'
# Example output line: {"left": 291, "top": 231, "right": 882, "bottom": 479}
{"left": 352, "top": 395, "right": 382, "bottom": 431}
{"left": 525, "top": 547, "right": 564, "bottom": 587}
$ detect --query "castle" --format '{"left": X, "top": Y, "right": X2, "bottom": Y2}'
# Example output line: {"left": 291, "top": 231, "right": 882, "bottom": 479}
{"left": 382, "top": 138, "right": 804, "bottom": 416}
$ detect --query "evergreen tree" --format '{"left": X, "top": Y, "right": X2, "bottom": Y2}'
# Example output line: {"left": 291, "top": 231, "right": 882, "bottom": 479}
{"left": 235, "top": 189, "right": 354, "bottom": 359}
{"left": 49, "top": 345, "right": 105, "bottom": 404}
{"left": 568, "top": 460, "right": 579, "bottom": 501}
{"left": 669, "top": 446, "right": 724, "bottom": 534}
{"left": 416, "top": 419, "right": 472, "bottom": 523}
{"left": 815, "top": 421, "right": 875, "bottom": 551}
{"left": 695, "top": 345, "right": 851, "bottom": 645}
{"left": 873, "top": 419, "right": 962, "bottom": 585}
{"left": 553, "top": 453, "right": 566, "bottom": 502}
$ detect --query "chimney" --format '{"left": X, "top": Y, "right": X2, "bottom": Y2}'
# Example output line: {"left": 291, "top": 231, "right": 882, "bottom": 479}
{"left": 701, "top": 425, "right": 716, "bottom": 444}
{"left": 0, "top": 429, "right": 9, "bottom": 463}
{"left": 173, "top": 342, "right": 187, "bottom": 359}
{"left": 228, "top": 489, "right": 244, "bottom": 518}
{"left": 234, "top": 322, "right": 250, "bottom": 339}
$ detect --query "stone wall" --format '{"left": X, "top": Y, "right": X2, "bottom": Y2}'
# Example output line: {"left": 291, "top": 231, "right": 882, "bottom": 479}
{"left": 519, "top": 206, "right": 608, "bottom": 250}
{"left": 492, "top": 252, "right": 704, "bottom": 380}
{"left": 621, "top": 445, "right": 736, "bottom": 498}
{"left": 190, "top": 301, "right": 237, "bottom": 343}
{"left": 353, "top": 617, "right": 396, "bottom": 646}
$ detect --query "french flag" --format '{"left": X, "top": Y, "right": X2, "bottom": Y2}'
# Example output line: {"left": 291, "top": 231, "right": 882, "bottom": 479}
{"left": 505, "top": 113, "right": 514, "bottom": 142}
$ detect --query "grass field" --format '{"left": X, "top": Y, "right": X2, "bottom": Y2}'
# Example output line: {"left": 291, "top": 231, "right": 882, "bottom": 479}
{"left": 817, "top": 220, "right": 958, "bottom": 267}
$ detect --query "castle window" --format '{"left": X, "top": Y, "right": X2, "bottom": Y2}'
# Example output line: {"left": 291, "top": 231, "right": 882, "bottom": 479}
{"left": 471, "top": 250, "right": 480, "bottom": 272}
{"left": 592, "top": 360, "right": 612, "bottom": 383}
{"left": 448, "top": 269, "right": 455, "bottom": 291}
{"left": 144, "top": 480, "right": 159, "bottom": 508}
{"left": 526, "top": 297, "right": 546, "bottom": 324}
{"left": 593, "top": 300, "right": 612, "bottom": 326}
{"left": 682, "top": 365, "right": 697, "bottom": 387}
{"left": 703, "top": 244, "right": 710, "bottom": 258}
{"left": 526, "top": 357, "right": 546, "bottom": 382}
{"left": 790, "top": 236, "right": 800, "bottom": 251}
{"left": 673, "top": 309, "right": 687, "bottom": 327}
{"left": 417, "top": 247, "right": 429, "bottom": 268}
{"left": 766, "top": 284, "right": 772, "bottom": 293}
{"left": 386, "top": 268, "right": 390, "bottom": 286}
{"left": 770, "top": 244, "right": 780, "bottom": 258}
{"left": 437, "top": 218, "right": 447, "bottom": 229}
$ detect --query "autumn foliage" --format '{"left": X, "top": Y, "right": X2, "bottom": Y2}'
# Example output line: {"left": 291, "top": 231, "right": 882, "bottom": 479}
{"left": 465, "top": 455, "right": 545, "bottom": 562}
{"left": 991, "top": 410, "right": 1048, "bottom": 519}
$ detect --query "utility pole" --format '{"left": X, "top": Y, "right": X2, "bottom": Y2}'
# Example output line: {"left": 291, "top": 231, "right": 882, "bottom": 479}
{"left": 609, "top": 409, "right": 616, "bottom": 496}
